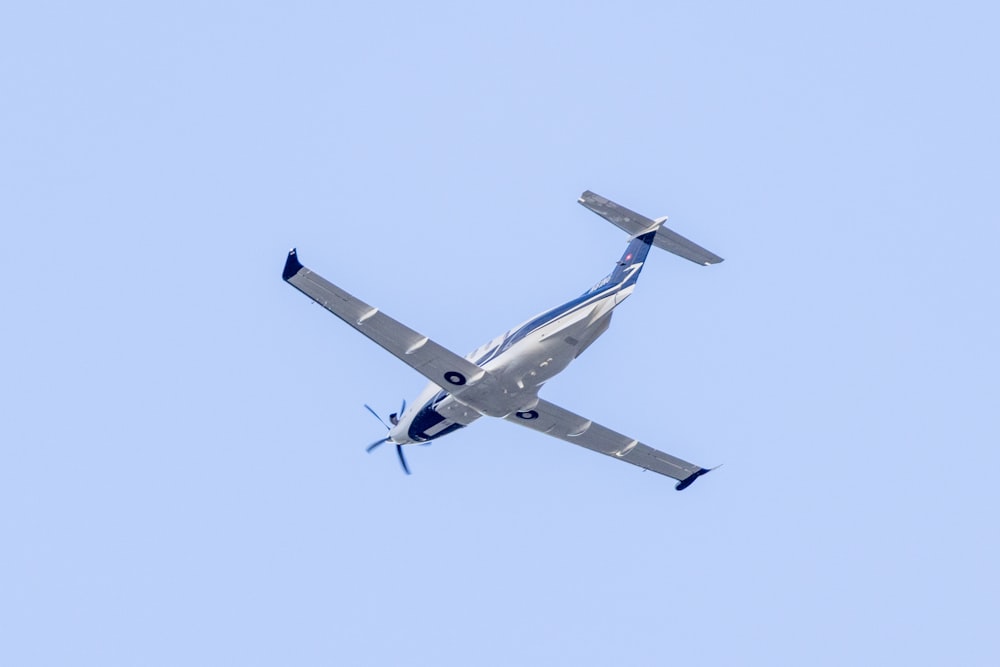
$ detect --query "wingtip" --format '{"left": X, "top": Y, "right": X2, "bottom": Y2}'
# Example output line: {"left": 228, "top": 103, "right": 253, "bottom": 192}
{"left": 674, "top": 466, "right": 715, "bottom": 491}
{"left": 283, "top": 247, "right": 303, "bottom": 281}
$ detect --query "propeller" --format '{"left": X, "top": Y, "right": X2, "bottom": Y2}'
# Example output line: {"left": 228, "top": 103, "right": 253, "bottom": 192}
{"left": 365, "top": 404, "right": 390, "bottom": 430}
{"left": 363, "top": 403, "right": 411, "bottom": 475}
{"left": 366, "top": 437, "right": 390, "bottom": 452}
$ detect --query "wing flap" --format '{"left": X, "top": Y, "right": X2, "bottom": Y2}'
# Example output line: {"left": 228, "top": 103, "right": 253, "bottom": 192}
{"left": 506, "top": 397, "right": 711, "bottom": 489}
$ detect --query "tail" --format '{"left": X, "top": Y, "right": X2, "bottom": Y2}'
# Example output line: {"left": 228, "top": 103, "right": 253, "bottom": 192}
{"left": 608, "top": 226, "right": 660, "bottom": 287}
{"left": 583, "top": 223, "right": 661, "bottom": 296}
{"left": 579, "top": 191, "right": 724, "bottom": 266}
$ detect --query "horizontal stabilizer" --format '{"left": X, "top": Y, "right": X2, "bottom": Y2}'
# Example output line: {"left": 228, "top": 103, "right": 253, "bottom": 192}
{"left": 579, "top": 191, "right": 724, "bottom": 266}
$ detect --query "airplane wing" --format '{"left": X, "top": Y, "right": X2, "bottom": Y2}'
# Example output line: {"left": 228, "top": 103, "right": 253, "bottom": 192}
{"left": 282, "top": 249, "right": 509, "bottom": 417}
{"left": 578, "top": 190, "right": 724, "bottom": 266}
{"left": 504, "top": 397, "right": 713, "bottom": 490}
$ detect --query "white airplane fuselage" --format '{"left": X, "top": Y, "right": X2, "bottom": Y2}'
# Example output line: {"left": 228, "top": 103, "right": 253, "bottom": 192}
{"left": 387, "top": 266, "right": 642, "bottom": 446}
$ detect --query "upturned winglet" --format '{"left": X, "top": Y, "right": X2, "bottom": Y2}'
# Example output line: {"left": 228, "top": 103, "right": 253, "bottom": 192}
{"left": 674, "top": 466, "right": 714, "bottom": 491}
{"left": 283, "top": 248, "right": 303, "bottom": 281}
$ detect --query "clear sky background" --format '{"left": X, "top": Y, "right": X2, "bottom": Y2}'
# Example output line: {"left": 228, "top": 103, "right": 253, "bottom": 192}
{"left": 2, "top": 1, "right": 998, "bottom": 665}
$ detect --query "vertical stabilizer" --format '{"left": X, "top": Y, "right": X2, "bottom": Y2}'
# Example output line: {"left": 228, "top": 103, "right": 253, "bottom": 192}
{"left": 608, "top": 229, "right": 658, "bottom": 287}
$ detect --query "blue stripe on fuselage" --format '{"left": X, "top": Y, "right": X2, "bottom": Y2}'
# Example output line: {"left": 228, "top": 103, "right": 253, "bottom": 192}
{"left": 474, "top": 282, "right": 618, "bottom": 366}
{"left": 478, "top": 231, "right": 657, "bottom": 364}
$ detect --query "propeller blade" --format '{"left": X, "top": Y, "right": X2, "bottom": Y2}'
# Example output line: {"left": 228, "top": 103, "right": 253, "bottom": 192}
{"left": 364, "top": 404, "right": 390, "bottom": 430}
{"left": 399, "top": 399, "right": 406, "bottom": 417}
{"left": 395, "top": 444, "right": 411, "bottom": 475}
{"left": 366, "top": 437, "right": 390, "bottom": 453}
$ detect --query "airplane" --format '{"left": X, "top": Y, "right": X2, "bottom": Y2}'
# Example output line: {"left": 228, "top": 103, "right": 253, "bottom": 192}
{"left": 282, "top": 191, "right": 723, "bottom": 490}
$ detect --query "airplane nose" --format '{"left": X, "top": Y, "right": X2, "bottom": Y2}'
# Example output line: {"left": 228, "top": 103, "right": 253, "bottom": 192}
{"left": 388, "top": 422, "right": 409, "bottom": 445}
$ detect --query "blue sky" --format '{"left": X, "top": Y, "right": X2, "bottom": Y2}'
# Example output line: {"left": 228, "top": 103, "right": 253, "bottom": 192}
{"left": 2, "top": 1, "right": 998, "bottom": 665}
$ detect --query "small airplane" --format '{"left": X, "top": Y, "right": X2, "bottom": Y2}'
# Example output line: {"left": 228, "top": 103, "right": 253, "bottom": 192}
{"left": 283, "top": 191, "right": 723, "bottom": 490}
